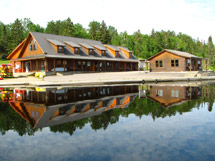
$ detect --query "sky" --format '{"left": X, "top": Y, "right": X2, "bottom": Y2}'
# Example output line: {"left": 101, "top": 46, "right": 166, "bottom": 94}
{"left": 0, "top": 0, "right": 214, "bottom": 42}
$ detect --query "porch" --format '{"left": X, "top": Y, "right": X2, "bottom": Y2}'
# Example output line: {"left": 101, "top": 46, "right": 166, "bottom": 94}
{"left": 12, "top": 58, "right": 138, "bottom": 74}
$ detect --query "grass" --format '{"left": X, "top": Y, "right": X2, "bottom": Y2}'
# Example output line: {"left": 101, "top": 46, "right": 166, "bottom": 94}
{"left": 0, "top": 59, "right": 10, "bottom": 65}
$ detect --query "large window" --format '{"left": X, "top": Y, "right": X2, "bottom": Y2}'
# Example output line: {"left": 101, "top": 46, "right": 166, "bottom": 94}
{"left": 171, "top": 60, "right": 179, "bottom": 67}
{"left": 156, "top": 60, "right": 163, "bottom": 67}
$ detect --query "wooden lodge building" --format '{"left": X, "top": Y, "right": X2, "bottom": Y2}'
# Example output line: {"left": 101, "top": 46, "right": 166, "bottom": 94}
{"left": 7, "top": 32, "right": 138, "bottom": 75}
{"left": 148, "top": 49, "right": 202, "bottom": 72}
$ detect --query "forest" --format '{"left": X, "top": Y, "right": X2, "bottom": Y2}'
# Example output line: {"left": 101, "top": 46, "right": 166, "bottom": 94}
{"left": 0, "top": 18, "right": 215, "bottom": 66}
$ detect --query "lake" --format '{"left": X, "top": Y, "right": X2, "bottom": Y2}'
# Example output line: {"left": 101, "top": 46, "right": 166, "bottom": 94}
{"left": 0, "top": 83, "right": 215, "bottom": 161}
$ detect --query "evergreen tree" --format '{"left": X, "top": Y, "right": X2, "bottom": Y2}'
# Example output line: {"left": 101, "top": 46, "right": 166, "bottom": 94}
{"left": 88, "top": 21, "right": 100, "bottom": 40}
{"left": 98, "top": 20, "right": 111, "bottom": 44}
{"left": 133, "top": 30, "right": 143, "bottom": 58}
{"left": 45, "top": 20, "right": 57, "bottom": 34}
{"left": 207, "top": 36, "right": 215, "bottom": 66}
{"left": 61, "top": 18, "right": 74, "bottom": 37}
{"left": 73, "top": 23, "right": 89, "bottom": 39}
{"left": 7, "top": 19, "right": 24, "bottom": 53}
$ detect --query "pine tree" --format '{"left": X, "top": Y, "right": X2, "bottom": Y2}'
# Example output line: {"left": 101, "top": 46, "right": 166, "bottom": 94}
{"left": 98, "top": 20, "right": 111, "bottom": 44}
{"left": 8, "top": 19, "right": 24, "bottom": 53}
{"left": 88, "top": 21, "right": 100, "bottom": 40}
{"left": 73, "top": 23, "right": 89, "bottom": 39}
{"left": 62, "top": 18, "right": 74, "bottom": 37}
{"left": 207, "top": 36, "right": 215, "bottom": 66}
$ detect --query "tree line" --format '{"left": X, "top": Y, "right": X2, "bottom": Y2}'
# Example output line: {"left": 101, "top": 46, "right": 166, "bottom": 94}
{"left": 0, "top": 18, "right": 215, "bottom": 66}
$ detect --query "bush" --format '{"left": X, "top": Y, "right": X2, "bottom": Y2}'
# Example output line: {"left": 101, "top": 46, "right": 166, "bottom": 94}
{"left": 1, "top": 54, "right": 8, "bottom": 59}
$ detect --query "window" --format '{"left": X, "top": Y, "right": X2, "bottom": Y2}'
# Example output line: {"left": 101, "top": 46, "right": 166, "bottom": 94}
{"left": 156, "top": 89, "right": 163, "bottom": 96}
{"left": 107, "top": 62, "right": 110, "bottom": 67}
{"left": 160, "top": 61, "right": 163, "bottom": 67}
{"left": 156, "top": 60, "right": 162, "bottom": 67}
{"left": 75, "top": 48, "right": 79, "bottom": 54}
{"left": 171, "top": 90, "right": 175, "bottom": 97}
{"left": 171, "top": 60, "right": 174, "bottom": 67}
{"left": 175, "top": 90, "right": 179, "bottom": 97}
{"left": 33, "top": 44, "right": 37, "bottom": 50}
{"left": 175, "top": 60, "right": 179, "bottom": 66}
{"left": 83, "top": 61, "right": 86, "bottom": 66}
{"left": 115, "top": 51, "right": 119, "bottom": 57}
{"left": 89, "top": 49, "right": 93, "bottom": 55}
{"left": 171, "top": 90, "right": 179, "bottom": 97}
{"left": 156, "top": 61, "right": 159, "bottom": 67}
{"left": 58, "top": 46, "right": 63, "bottom": 53}
{"left": 87, "top": 61, "right": 91, "bottom": 67}
{"left": 171, "top": 60, "right": 179, "bottom": 67}
{"left": 29, "top": 45, "right": 32, "bottom": 51}
{"left": 129, "top": 52, "right": 132, "bottom": 58}
{"left": 159, "top": 90, "right": 163, "bottom": 96}
{"left": 102, "top": 50, "right": 106, "bottom": 56}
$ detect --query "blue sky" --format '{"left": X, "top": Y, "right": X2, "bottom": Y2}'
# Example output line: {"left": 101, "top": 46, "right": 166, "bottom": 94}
{"left": 0, "top": 0, "right": 214, "bottom": 41}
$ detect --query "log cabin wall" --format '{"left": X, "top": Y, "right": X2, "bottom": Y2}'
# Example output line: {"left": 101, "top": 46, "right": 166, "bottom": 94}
{"left": 150, "top": 51, "right": 186, "bottom": 72}
{"left": 21, "top": 36, "right": 44, "bottom": 58}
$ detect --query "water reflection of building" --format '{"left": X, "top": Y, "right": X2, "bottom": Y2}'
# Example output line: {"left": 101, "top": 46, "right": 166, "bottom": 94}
{"left": 8, "top": 85, "right": 138, "bottom": 128}
{"left": 147, "top": 85, "right": 202, "bottom": 107}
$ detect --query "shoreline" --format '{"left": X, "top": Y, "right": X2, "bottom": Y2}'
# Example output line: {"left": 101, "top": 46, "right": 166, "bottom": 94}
{"left": 1, "top": 71, "right": 215, "bottom": 87}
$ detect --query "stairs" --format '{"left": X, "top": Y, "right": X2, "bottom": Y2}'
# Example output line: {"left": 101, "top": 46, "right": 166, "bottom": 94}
{"left": 184, "top": 71, "right": 199, "bottom": 77}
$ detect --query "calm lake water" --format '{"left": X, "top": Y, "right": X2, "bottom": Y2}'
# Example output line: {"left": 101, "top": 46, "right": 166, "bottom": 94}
{"left": 0, "top": 83, "right": 215, "bottom": 161}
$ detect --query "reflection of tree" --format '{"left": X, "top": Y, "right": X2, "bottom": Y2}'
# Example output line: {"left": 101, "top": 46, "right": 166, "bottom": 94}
{"left": 1, "top": 84, "right": 215, "bottom": 136}
{"left": 90, "top": 110, "right": 119, "bottom": 130}
{"left": 50, "top": 118, "right": 89, "bottom": 135}
{"left": 0, "top": 102, "right": 37, "bottom": 136}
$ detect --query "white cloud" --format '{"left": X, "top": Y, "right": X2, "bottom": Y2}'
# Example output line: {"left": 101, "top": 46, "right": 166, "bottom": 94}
{"left": 0, "top": 0, "right": 214, "bottom": 41}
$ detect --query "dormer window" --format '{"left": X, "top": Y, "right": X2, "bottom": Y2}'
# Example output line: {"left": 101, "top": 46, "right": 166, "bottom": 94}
{"left": 115, "top": 51, "right": 119, "bottom": 57}
{"left": 89, "top": 49, "right": 93, "bottom": 55}
{"left": 129, "top": 52, "right": 132, "bottom": 58}
{"left": 102, "top": 50, "right": 106, "bottom": 56}
{"left": 47, "top": 39, "right": 65, "bottom": 53}
{"left": 75, "top": 48, "right": 79, "bottom": 54}
{"left": 58, "top": 46, "right": 64, "bottom": 53}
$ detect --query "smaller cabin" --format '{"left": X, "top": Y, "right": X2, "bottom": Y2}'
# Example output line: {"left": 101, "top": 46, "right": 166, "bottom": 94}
{"left": 147, "top": 49, "right": 202, "bottom": 72}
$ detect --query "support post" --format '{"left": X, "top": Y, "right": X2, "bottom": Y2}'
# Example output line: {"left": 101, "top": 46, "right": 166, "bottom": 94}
{"left": 73, "top": 59, "right": 75, "bottom": 71}
{"left": 64, "top": 59, "right": 65, "bottom": 72}
{"left": 131, "top": 62, "right": 133, "bottom": 71}
{"left": 54, "top": 59, "right": 56, "bottom": 72}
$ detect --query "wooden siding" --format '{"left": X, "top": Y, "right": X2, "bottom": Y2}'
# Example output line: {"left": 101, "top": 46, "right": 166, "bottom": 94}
{"left": 118, "top": 47, "right": 131, "bottom": 58}
{"left": 104, "top": 45, "right": 118, "bottom": 57}
{"left": 7, "top": 39, "right": 26, "bottom": 59}
{"left": 150, "top": 51, "right": 186, "bottom": 72}
{"left": 21, "top": 36, "right": 44, "bottom": 58}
